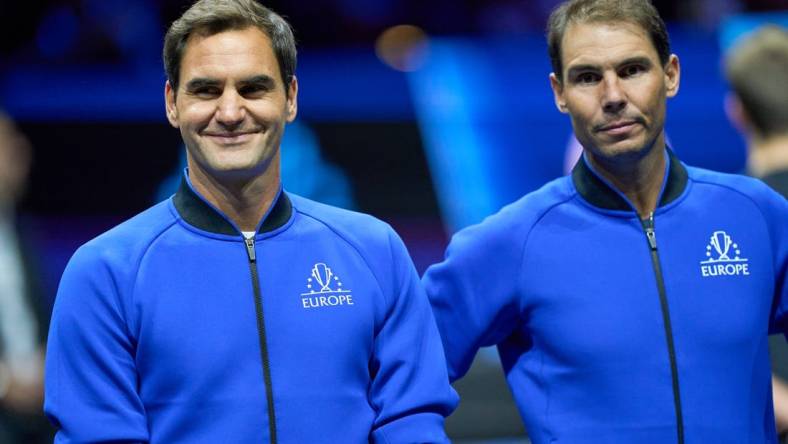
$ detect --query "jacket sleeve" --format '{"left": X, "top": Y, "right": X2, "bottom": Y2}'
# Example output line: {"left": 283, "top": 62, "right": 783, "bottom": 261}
{"left": 765, "top": 190, "right": 788, "bottom": 336}
{"left": 422, "top": 216, "right": 526, "bottom": 382}
{"left": 369, "top": 228, "right": 458, "bottom": 444}
{"left": 44, "top": 245, "right": 149, "bottom": 443}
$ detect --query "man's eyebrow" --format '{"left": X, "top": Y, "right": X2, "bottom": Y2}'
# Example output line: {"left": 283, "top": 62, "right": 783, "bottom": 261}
{"left": 185, "top": 78, "right": 221, "bottom": 90}
{"left": 238, "top": 75, "right": 276, "bottom": 88}
{"left": 566, "top": 64, "right": 600, "bottom": 77}
{"left": 616, "top": 56, "right": 653, "bottom": 68}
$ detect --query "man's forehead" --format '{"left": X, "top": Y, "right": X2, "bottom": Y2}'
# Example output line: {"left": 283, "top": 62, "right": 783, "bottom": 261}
{"left": 183, "top": 26, "right": 273, "bottom": 57}
{"left": 178, "top": 27, "right": 279, "bottom": 83}
{"left": 561, "top": 20, "right": 658, "bottom": 68}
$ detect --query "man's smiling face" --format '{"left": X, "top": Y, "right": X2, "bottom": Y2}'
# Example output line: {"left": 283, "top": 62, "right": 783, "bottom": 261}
{"left": 165, "top": 26, "right": 297, "bottom": 182}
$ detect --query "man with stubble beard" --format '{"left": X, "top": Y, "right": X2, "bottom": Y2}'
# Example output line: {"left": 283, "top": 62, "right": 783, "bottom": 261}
{"left": 424, "top": 1, "right": 788, "bottom": 442}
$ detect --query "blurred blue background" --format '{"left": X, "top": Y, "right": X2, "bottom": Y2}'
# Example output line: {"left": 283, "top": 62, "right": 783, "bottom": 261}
{"left": 1, "top": 0, "right": 786, "bottom": 441}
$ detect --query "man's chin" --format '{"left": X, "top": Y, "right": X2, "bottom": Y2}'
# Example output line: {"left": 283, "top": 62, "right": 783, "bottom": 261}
{"left": 188, "top": 149, "right": 277, "bottom": 182}
{"left": 210, "top": 164, "right": 261, "bottom": 177}
{"left": 205, "top": 159, "right": 272, "bottom": 180}
{"left": 591, "top": 135, "right": 657, "bottom": 159}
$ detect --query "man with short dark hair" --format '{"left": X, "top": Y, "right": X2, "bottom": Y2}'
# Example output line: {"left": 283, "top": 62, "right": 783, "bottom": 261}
{"left": 424, "top": 0, "right": 788, "bottom": 442}
{"left": 44, "top": 1, "right": 457, "bottom": 442}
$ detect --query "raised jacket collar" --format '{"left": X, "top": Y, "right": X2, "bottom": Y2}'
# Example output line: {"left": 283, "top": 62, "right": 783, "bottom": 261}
{"left": 173, "top": 174, "right": 292, "bottom": 236}
{"left": 571, "top": 148, "right": 688, "bottom": 212}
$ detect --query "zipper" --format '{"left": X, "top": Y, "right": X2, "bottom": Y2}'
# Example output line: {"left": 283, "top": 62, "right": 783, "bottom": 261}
{"left": 642, "top": 213, "right": 684, "bottom": 444}
{"left": 245, "top": 237, "right": 277, "bottom": 444}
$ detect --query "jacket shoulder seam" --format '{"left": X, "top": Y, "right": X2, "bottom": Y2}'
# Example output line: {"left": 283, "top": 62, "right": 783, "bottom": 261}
{"left": 123, "top": 219, "right": 181, "bottom": 337}
{"left": 517, "top": 192, "right": 578, "bottom": 317}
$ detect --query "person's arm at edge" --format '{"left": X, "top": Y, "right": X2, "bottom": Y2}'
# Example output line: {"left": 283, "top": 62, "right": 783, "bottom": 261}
{"left": 773, "top": 376, "right": 788, "bottom": 438}
{"left": 44, "top": 243, "right": 149, "bottom": 443}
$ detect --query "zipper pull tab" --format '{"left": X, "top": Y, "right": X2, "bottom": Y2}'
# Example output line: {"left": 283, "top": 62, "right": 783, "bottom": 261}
{"left": 646, "top": 228, "right": 657, "bottom": 250}
{"left": 645, "top": 212, "right": 657, "bottom": 250}
{"left": 244, "top": 238, "right": 256, "bottom": 262}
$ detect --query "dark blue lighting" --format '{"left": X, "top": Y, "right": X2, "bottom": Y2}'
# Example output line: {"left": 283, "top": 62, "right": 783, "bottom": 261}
{"left": 35, "top": 6, "right": 79, "bottom": 60}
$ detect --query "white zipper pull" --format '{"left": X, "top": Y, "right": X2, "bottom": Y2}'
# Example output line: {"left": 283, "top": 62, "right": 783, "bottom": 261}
{"left": 645, "top": 212, "right": 657, "bottom": 250}
{"left": 244, "top": 238, "right": 256, "bottom": 262}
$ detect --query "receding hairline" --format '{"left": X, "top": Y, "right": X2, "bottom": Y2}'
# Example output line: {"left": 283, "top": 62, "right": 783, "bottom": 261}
{"left": 181, "top": 24, "right": 276, "bottom": 58}
{"left": 555, "top": 18, "right": 669, "bottom": 77}
{"left": 163, "top": 0, "right": 298, "bottom": 99}
{"left": 547, "top": 0, "right": 671, "bottom": 83}
{"left": 173, "top": 25, "right": 286, "bottom": 92}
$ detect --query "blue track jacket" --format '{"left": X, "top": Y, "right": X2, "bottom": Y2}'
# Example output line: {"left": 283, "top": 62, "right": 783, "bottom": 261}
{"left": 424, "top": 150, "right": 788, "bottom": 443}
{"left": 45, "top": 175, "right": 457, "bottom": 443}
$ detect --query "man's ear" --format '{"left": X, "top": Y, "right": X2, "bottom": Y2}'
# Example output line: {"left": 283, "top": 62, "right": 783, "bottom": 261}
{"left": 724, "top": 92, "right": 751, "bottom": 136}
{"left": 286, "top": 76, "right": 298, "bottom": 123}
{"left": 664, "top": 54, "right": 680, "bottom": 98}
{"left": 549, "top": 73, "right": 568, "bottom": 114}
{"left": 165, "top": 81, "right": 179, "bottom": 128}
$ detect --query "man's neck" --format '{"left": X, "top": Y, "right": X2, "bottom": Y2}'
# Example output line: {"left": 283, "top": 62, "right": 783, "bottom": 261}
{"left": 188, "top": 160, "right": 281, "bottom": 233}
{"left": 586, "top": 143, "right": 667, "bottom": 219}
{"left": 747, "top": 134, "right": 788, "bottom": 178}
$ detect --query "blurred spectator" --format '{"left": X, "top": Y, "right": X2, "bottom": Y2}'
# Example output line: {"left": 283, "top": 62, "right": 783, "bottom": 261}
{"left": 725, "top": 25, "right": 788, "bottom": 195}
{"left": 724, "top": 24, "right": 788, "bottom": 438}
{"left": 0, "top": 112, "right": 54, "bottom": 443}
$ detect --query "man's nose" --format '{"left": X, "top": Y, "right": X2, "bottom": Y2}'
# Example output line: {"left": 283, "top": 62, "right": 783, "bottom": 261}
{"left": 601, "top": 74, "right": 626, "bottom": 114}
{"left": 215, "top": 91, "right": 245, "bottom": 127}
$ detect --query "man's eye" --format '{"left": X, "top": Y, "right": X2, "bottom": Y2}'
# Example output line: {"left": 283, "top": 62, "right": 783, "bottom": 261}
{"left": 240, "top": 85, "right": 267, "bottom": 96}
{"left": 194, "top": 88, "right": 220, "bottom": 97}
{"left": 621, "top": 65, "right": 644, "bottom": 77}
{"left": 576, "top": 73, "right": 599, "bottom": 84}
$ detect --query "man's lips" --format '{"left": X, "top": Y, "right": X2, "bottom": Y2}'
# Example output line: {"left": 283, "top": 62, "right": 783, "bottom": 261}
{"left": 203, "top": 131, "right": 259, "bottom": 144}
{"left": 596, "top": 120, "right": 640, "bottom": 135}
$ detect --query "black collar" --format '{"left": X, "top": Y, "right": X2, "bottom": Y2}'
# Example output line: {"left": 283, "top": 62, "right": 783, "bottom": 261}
{"left": 571, "top": 149, "right": 688, "bottom": 212}
{"left": 173, "top": 175, "right": 292, "bottom": 235}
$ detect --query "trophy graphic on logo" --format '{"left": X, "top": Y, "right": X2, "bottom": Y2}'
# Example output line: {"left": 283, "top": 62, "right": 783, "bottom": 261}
{"left": 311, "top": 263, "right": 333, "bottom": 292}
{"left": 710, "top": 230, "right": 732, "bottom": 261}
